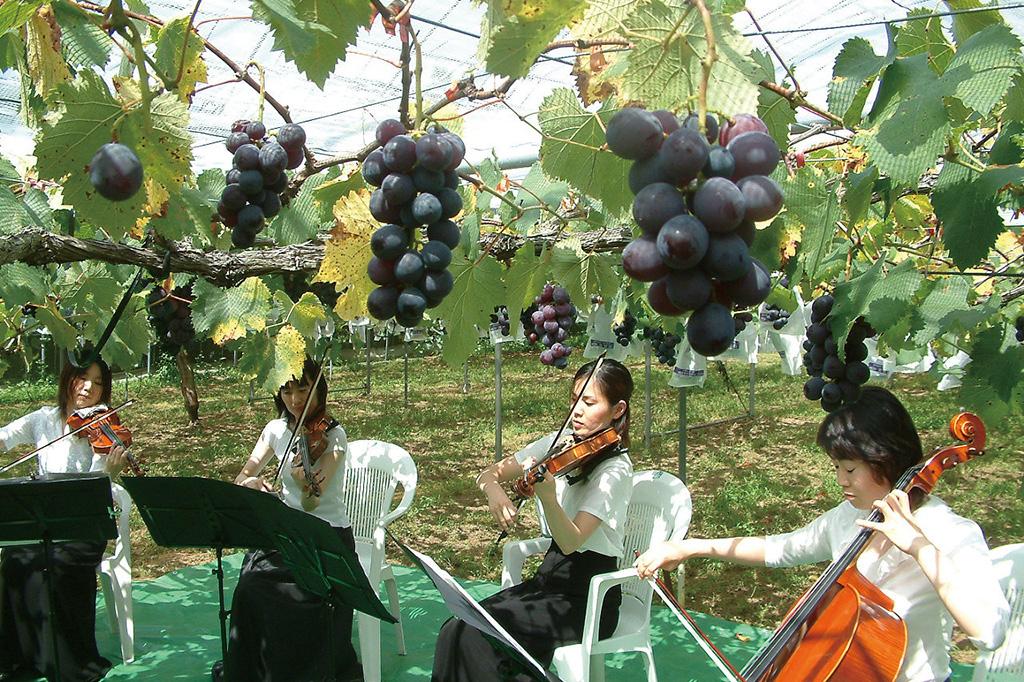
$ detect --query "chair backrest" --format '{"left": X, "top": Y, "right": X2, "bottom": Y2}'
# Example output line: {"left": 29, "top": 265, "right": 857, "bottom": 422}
{"left": 339, "top": 439, "right": 417, "bottom": 542}
{"left": 617, "top": 470, "right": 692, "bottom": 601}
{"left": 108, "top": 481, "right": 132, "bottom": 564}
{"left": 974, "top": 543, "right": 1024, "bottom": 681}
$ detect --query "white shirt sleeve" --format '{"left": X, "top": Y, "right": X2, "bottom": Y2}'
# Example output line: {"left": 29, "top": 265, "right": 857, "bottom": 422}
{"left": 573, "top": 456, "right": 633, "bottom": 524}
{"left": 0, "top": 408, "right": 43, "bottom": 450}
{"left": 928, "top": 515, "right": 1011, "bottom": 651}
{"left": 764, "top": 505, "right": 841, "bottom": 568}
{"left": 514, "top": 433, "right": 557, "bottom": 465}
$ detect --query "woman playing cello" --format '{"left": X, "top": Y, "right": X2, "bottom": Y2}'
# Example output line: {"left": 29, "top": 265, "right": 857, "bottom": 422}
{"left": 635, "top": 386, "right": 1010, "bottom": 682}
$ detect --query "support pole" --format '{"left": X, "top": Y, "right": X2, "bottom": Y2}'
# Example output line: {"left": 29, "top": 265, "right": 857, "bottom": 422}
{"left": 644, "top": 342, "right": 652, "bottom": 449}
{"left": 678, "top": 387, "right": 687, "bottom": 484}
{"left": 495, "top": 342, "right": 503, "bottom": 462}
{"left": 748, "top": 362, "right": 756, "bottom": 417}
{"left": 403, "top": 341, "right": 409, "bottom": 408}
{"left": 147, "top": 344, "right": 152, "bottom": 375}
{"left": 364, "top": 328, "right": 372, "bottom": 396}
{"left": 462, "top": 361, "right": 470, "bottom": 393}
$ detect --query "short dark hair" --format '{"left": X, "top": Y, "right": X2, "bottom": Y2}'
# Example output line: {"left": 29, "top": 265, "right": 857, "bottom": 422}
{"left": 57, "top": 359, "right": 113, "bottom": 420}
{"left": 573, "top": 357, "right": 633, "bottom": 449}
{"left": 273, "top": 358, "right": 328, "bottom": 427}
{"left": 816, "top": 386, "right": 923, "bottom": 488}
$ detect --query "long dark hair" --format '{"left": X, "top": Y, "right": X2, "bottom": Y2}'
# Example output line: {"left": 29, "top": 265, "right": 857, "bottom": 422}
{"left": 273, "top": 358, "right": 329, "bottom": 428}
{"left": 572, "top": 357, "right": 633, "bottom": 449}
{"left": 817, "top": 386, "right": 924, "bottom": 494}
{"left": 57, "top": 359, "right": 113, "bottom": 420}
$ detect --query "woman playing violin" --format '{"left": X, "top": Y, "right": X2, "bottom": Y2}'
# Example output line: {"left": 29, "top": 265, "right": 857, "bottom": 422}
{"left": 218, "top": 358, "right": 360, "bottom": 682}
{"left": 0, "top": 358, "right": 129, "bottom": 682}
{"left": 432, "top": 358, "right": 635, "bottom": 682}
{"left": 635, "top": 386, "right": 1010, "bottom": 682}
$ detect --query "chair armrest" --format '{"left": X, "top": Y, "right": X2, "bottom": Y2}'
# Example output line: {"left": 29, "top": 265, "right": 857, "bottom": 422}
{"left": 500, "top": 537, "right": 551, "bottom": 588}
{"left": 378, "top": 483, "right": 416, "bottom": 529}
{"left": 580, "top": 568, "right": 643, "bottom": 650}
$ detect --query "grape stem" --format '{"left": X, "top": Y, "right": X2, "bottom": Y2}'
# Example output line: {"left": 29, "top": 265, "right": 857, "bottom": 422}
{"left": 398, "top": 40, "right": 414, "bottom": 129}
{"left": 691, "top": 0, "right": 716, "bottom": 137}
{"left": 759, "top": 80, "right": 844, "bottom": 126}
{"left": 411, "top": 27, "right": 424, "bottom": 128}
{"left": 246, "top": 61, "right": 267, "bottom": 123}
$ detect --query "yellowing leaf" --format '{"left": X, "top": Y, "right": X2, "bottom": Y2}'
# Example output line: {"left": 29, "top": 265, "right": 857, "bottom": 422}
{"left": 288, "top": 292, "right": 329, "bottom": 338}
{"left": 191, "top": 277, "right": 272, "bottom": 344}
{"left": 262, "top": 324, "right": 307, "bottom": 393}
{"left": 314, "top": 190, "right": 377, "bottom": 320}
{"left": 26, "top": 5, "right": 70, "bottom": 98}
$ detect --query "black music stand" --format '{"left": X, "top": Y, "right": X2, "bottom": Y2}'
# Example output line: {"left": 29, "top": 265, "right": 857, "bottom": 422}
{"left": 0, "top": 474, "right": 117, "bottom": 681}
{"left": 122, "top": 477, "right": 394, "bottom": 681}
{"left": 389, "top": 531, "right": 562, "bottom": 682}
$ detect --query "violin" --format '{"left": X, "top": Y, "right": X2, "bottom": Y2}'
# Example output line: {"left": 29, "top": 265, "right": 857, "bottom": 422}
{"left": 67, "top": 405, "right": 146, "bottom": 477}
{"left": 512, "top": 427, "right": 620, "bottom": 498}
{"left": 288, "top": 409, "right": 337, "bottom": 498}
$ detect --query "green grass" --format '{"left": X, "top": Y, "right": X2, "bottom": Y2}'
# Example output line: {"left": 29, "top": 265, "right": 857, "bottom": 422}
{"left": 2, "top": 343, "right": 1021, "bottom": 664}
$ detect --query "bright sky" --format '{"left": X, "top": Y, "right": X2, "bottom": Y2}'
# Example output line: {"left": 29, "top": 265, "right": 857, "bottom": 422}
{"left": 1, "top": 1, "right": 1023, "bottom": 176}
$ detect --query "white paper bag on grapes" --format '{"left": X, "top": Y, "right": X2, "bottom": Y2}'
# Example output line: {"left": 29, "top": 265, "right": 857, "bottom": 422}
{"left": 348, "top": 317, "right": 370, "bottom": 343}
{"left": 709, "top": 322, "right": 759, "bottom": 364}
{"left": 404, "top": 326, "right": 428, "bottom": 343}
{"left": 584, "top": 305, "right": 628, "bottom": 361}
{"left": 892, "top": 346, "right": 936, "bottom": 375}
{"left": 762, "top": 289, "right": 806, "bottom": 375}
{"left": 936, "top": 350, "right": 972, "bottom": 391}
{"left": 864, "top": 338, "right": 895, "bottom": 379}
{"left": 668, "top": 338, "right": 708, "bottom": 388}
{"left": 489, "top": 320, "right": 524, "bottom": 345}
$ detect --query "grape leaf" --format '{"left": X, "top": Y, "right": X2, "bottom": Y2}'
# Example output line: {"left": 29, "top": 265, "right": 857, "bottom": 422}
{"left": 0, "top": 263, "right": 50, "bottom": 305}
{"left": 537, "top": 88, "right": 631, "bottom": 215}
{"left": 989, "top": 121, "right": 1024, "bottom": 164}
{"left": 942, "top": 0, "right": 1004, "bottom": 45}
{"left": 153, "top": 16, "right": 208, "bottom": 100}
{"left": 286, "top": 292, "right": 329, "bottom": 338}
{"left": 959, "top": 325, "right": 1023, "bottom": 423}
{"left": 252, "top": 0, "right": 370, "bottom": 89}
{"left": 828, "top": 259, "right": 923, "bottom": 359}
{"left": 749, "top": 216, "right": 785, "bottom": 272}
{"left": 574, "top": 0, "right": 643, "bottom": 40}
{"left": 939, "top": 24, "right": 1022, "bottom": 117}
{"left": 932, "top": 162, "right": 1024, "bottom": 269}
{"left": 313, "top": 190, "right": 376, "bottom": 321}
{"left": 100, "top": 299, "right": 151, "bottom": 370}
{"left": 513, "top": 163, "right": 569, "bottom": 235}
{"left": 749, "top": 50, "right": 796, "bottom": 148}
{"left": 26, "top": 6, "right": 70, "bottom": 98}
{"left": 909, "top": 276, "right": 971, "bottom": 347}
{"left": 313, "top": 169, "right": 364, "bottom": 211}
{"left": 895, "top": 9, "right": 953, "bottom": 73}
{"left": 271, "top": 172, "right": 331, "bottom": 245}
{"left": 21, "top": 188, "right": 53, "bottom": 229}
{"left": 856, "top": 54, "right": 952, "bottom": 187}
{"left": 436, "top": 254, "right": 504, "bottom": 368}
{"left": 0, "top": 187, "right": 30, "bottom": 235}
{"left": 1004, "top": 72, "right": 1024, "bottom": 122}
{"left": 551, "top": 237, "right": 619, "bottom": 307}
{"left": 261, "top": 324, "right": 307, "bottom": 394}
{"left": 0, "top": 1, "right": 46, "bottom": 35}
{"left": 460, "top": 209, "right": 480, "bottom": 260}
{"left": 482, "top": 0, "right": 589, "bottom": 78}
{"left": 828, "top": 36, "right": 894, "bottom": 126}
{"left": 52, "top": 2, "right": 111, "bottom": 68}
{"left": 191, "top": 277, "right": 271, "bottom": 344}
{"left": 781, "top": 165, "right": 840, "bottom": 282}
{"left": 844, "top": 165, "right": 878, "bottom": 226}
{"left": 504, "top": 243, "right": 552, "bottom": 320}
{"left": 613, "top": 0, "right": 759, "bottom": 117}
{"left": 35, "top": 301, "right": 78, "bottom": 349}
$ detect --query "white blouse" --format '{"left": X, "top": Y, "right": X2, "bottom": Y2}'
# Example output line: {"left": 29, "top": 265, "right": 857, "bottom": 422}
{"left": 0, "top": 406, "right": 105, "bottom": 475}
{"left": 515, "top": 433, "right": 633, "bottom": 558}
{"left": 763, "top": 496, "right": 1010, "bottom": 682}
{"left": 257, "top": 418, "right": 350, "bottom": 528}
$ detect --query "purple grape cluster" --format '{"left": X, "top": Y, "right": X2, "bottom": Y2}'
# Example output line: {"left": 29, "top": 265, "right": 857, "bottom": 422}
{"left": 490, "top": 306, "right": 511, "bottom": 336}
{"left": 525, "top": 284, "right": 577, "bottom": 368}
{"left": 146, "top": 284, "right": 194, "bottom": 352}
{"left": 760, "top": 303, "right": 791, "bottom": 330}
{"left": 218, "top": 120, "right": 307, "bottom": 248}
{"left": 363, "top": 119, "right": 467, "bottom": 328}
{"left": 606, "top": 109, "right": 782, "bottom": 358}
{"left": 613, "top": 311, "right": 637, "bottom": 346}
{"left": 802, "top": 295, "right": 874, "bottom": 412}
{"left": 641, "top": 325, "right": 680, "bottom": 365}
{"left": 1016, "top": 316, "right": 1023, "bottom": 343}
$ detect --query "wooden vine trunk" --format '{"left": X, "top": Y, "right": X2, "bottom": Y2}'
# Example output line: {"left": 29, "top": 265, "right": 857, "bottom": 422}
{"left": 175, "top": 348, "right": 200, "bottom": 426}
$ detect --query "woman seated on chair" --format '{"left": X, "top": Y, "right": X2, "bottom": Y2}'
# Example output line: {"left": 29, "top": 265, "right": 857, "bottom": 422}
{"left": 432, "top": 358, "right": 635, "bottom": 682}
{"left": 0, "top": 358, "right": 128, "bottom": 682}
{"left": 218, "top": 358, "right": 361, "bottom": 682}
{"left": 635, "top": 386, "right": 1010, "bottom": 682}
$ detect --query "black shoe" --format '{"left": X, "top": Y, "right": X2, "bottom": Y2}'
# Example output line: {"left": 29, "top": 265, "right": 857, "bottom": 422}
{"left": 211, "top": 660, "right": 224, "bottom": 682}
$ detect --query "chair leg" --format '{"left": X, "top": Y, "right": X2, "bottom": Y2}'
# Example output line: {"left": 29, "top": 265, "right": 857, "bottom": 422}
{"left": 356, "top": 611, "right": 382, "bottom": 682}
{"left": 588, "top": 652, "right": 605, "bottom": 682}
{"left": 99, "top": 570, "right": 117, "bottom": 634}
{"left": 642, "top": 647, "right": 657, "bottom": 682}
{"left": 383, "top": 574, "right": 405, "bottom": 655}
{"left": 109, "top": 563, "right": 135, "bottom": 664}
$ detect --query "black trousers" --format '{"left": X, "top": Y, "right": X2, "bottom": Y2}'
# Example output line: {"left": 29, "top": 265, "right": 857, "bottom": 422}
{"left": 432, "top": 542, "right": 622, "bottom": 682}
{"left": 224, "top": 525, "right": 360, "bottom": 682}
{"left": 0, "top": 540, "right": 111, "bottom": 682}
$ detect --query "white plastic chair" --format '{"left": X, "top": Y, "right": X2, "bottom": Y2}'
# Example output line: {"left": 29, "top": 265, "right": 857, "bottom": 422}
{"left": 98, "top": 481, "right": 134, "bottom": 664}
{"left": 502, "top": 470, "right": 692, "bottom": 682}
{"left": 972, "top": 543, "right": 1024, "bottom": 681}
{"left": 339, "top": 440, "right": 417, "bottom": 682}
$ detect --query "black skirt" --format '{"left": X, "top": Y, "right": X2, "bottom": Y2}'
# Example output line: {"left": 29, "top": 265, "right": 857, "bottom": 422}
{"left": 0, "top": 540, "right": 111, "bottom": 682}
{"left": 224, "top": 525, "right": 360, "bottom": 682}
{"left": 432, "top": 542, "right": 622, "bottom": 682}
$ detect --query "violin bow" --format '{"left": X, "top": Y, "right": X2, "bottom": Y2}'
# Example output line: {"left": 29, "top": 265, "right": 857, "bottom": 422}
{"left": 0, "top": 400, "right": 135, "bottom": 474}
{"left": 490, "top": 352, "right": 608, "bottom": 552}
{"left": 271, "top": 340, "right": 334, "bottom": 488}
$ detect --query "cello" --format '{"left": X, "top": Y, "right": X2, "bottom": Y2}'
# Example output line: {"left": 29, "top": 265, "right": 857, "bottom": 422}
{"left": 654, "top": 412, "right": 986, "bottom": 682}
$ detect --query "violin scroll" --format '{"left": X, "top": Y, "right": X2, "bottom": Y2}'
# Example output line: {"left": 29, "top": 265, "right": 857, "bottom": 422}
{"left": 949, "top": 412, "right": 985, "bottom": 452}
